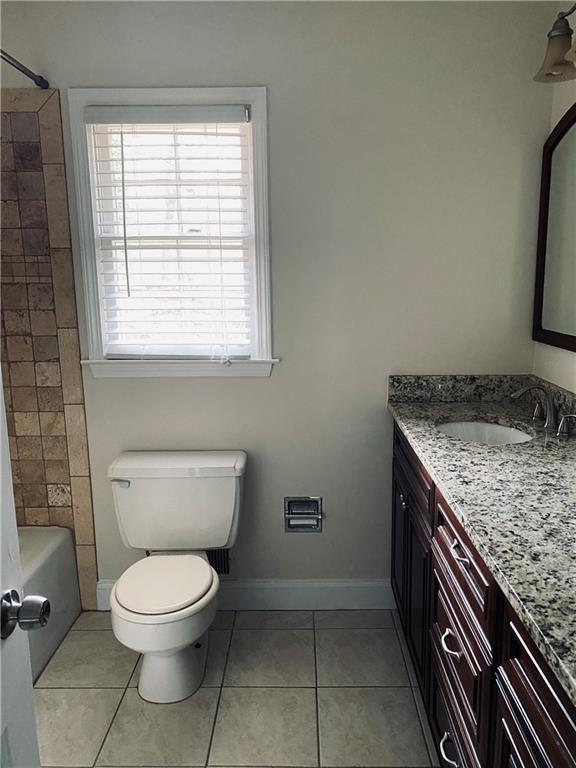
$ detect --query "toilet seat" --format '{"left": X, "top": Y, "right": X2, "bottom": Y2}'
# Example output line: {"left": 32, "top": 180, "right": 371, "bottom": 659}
{"left": 115, "top": 554, "right": 213, "bottom": 615}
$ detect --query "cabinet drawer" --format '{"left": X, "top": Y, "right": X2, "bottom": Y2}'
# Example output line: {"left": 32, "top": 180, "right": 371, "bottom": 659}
{"left": 434, "top": 493, "right": 494, "bottom": 640}
{"left": 431, "top": 557, "right": 492, "bottom": 757}
{"left": 430, "top": 642, "right": 480, "bottom": 768}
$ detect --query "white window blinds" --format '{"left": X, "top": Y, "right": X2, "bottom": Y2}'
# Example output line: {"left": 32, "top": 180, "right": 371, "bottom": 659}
{"left": 85, "top": 105, "right": 256, "bottom": 359}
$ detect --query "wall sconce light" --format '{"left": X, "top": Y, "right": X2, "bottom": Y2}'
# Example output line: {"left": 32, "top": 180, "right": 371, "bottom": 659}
{"left": 534, "top": 3, "right": 576, "bottom": 82}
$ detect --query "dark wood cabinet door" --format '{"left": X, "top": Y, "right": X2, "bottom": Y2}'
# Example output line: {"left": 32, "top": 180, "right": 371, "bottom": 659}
{"left": 406, "top": 507, "right": 430, "bottom": 692}
{"left": 392, "top": 427, "right": 433, "bottom": 695}
{"left": 391, "top": 458, "right": 408, "bottom": 624}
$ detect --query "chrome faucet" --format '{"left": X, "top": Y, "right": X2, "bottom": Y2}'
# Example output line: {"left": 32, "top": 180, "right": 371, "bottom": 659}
{"left": 557, "top": 414, "right": 576, "bottom": 438}
{"left": 511, "top": 385, "right": 558, "bottom": 432}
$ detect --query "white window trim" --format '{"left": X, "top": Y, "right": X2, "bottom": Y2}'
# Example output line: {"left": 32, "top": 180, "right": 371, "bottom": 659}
{"left": 68, "top": 87, "right": 277, "bottom": 378}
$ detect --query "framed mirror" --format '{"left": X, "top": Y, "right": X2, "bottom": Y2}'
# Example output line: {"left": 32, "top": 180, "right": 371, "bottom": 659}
{"left": 533, "top": 102, "right": 576, "bottom": 353}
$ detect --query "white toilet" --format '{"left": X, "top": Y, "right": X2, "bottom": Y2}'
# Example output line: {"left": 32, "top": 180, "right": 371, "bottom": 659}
{"left": 107, "top": 450, "right": 246, "bottom": 704}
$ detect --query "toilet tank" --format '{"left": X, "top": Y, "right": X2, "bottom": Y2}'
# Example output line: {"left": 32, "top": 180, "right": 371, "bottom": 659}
{"left": 108, "top": 451, "right": 246, "bottom": 551}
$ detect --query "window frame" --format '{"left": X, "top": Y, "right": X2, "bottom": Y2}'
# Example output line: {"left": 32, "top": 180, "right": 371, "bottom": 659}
{"left": 68, "top": 87, "right": 275, "bottom": 378}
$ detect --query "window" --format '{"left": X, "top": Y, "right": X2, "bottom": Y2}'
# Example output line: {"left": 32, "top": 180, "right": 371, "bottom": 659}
{"left": 69, "top": 89, "right": 274, "bottom": 377}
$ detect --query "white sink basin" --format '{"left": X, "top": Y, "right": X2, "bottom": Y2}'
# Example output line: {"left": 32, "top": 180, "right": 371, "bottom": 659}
{"left": 437, "top": 421, "right": 533, "bottom": 446}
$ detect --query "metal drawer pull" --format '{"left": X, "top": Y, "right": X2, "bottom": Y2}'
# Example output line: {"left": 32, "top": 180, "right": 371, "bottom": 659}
{"left": 450, "top": 538, "right": 470, "bottom": 569}
{"left": 440, "top": 628, "right": 462, "bottom": 661}
{"left": 399, "top": 493, "right": 407, "bottom": 511}
{"left": 439, "top": 732, "right": 460, "bottom": 768}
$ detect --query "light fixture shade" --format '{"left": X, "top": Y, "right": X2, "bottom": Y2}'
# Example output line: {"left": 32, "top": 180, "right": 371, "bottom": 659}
{"left": 534, "top": 29, "right": 576, "bottom": 82}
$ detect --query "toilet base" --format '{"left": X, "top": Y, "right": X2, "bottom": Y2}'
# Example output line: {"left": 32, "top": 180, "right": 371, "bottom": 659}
{"left": 137, "top": 632, "right": 209, "bottom": 703}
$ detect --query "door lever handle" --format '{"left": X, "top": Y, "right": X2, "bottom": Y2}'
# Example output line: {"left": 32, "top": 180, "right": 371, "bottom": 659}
{"left": 111, "top": 479, "right": 131, "bottom": 489}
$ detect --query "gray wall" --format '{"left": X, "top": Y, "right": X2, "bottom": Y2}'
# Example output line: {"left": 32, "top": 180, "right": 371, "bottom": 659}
{"left": 1, "top": 2, "right": 554, "bottom": 582}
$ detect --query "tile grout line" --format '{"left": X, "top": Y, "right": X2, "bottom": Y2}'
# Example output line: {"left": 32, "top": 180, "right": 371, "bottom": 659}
{"left": 204, "top": 610, "right": 236, "bottom": 768}
{"left": 36, "top": 686, "right": 137, "bottom": 690}
{"left": 222, "top": 627, "right": 316, "bottom": 631}
{"left": 33, "top": 683, "right": 417, "bottom": 690}
{"left": 313, "top": 611, "right": 321, "bottom": 768}
{"left": 89, "top": 640, "right": 138, "bottom": 767}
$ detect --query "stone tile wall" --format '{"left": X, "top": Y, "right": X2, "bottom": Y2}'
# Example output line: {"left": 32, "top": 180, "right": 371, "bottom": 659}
{"left": 1, "top": 89, "right": 97, "bottom": 608}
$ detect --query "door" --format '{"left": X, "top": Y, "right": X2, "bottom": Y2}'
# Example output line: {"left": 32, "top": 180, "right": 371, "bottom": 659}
{"left": 0, "top": 391, "right": 40, "bottom": 768}
{"left": 391, "top": 460, "right": 408, "bottom": 624}
{"left": 406, "top": 507, "right": 429, "bottom": 692}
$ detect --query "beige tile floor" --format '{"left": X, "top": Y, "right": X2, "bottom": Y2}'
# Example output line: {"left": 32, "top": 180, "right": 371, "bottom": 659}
{"left": 34, "top": 609, "right": 439, "bottom": 768}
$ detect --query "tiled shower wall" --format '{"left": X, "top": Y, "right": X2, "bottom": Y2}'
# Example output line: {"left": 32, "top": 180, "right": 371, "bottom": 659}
{"left": 1, "top": 88, "right": 97, "bottom": 608}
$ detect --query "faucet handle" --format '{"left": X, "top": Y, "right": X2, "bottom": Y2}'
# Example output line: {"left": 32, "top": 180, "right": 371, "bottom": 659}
{"left": 532, "top": 400, "right": 545, "bottom": 422}
{"left": 556, "top": 414, "right": 576, "bottom": 438}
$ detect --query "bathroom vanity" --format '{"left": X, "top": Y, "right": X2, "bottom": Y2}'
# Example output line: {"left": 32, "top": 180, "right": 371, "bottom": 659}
{"left": 388, "top": 376, "right": 576, "bottom": 768}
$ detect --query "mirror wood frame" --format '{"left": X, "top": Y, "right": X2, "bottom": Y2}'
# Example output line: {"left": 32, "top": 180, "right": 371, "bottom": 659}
{"left": 532, "top": 101, "right": 576, "bottom": 353}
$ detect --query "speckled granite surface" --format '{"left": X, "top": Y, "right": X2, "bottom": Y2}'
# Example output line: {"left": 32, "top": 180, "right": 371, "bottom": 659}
{"left": 388, "top": 374, "right": 576, "bottom": 428}
{"left": 388, "top": 374, "right": 532, "bottom": 403}
{"left": 388, "top": 397, "right": 576, "bottom": 707}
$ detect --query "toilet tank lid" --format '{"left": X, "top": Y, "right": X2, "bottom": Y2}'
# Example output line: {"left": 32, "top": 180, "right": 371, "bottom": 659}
{"left": 108, "top": 450, "right": 247, "bottom": 479}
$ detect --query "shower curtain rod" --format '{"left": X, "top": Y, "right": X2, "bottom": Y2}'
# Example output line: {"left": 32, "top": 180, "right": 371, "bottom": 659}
{"left": 0, "top": 49, "right": 50, "bottom": 89}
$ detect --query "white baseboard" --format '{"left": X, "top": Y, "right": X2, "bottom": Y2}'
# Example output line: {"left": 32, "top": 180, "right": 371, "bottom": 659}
{"left": 97, "top": 580, "right": 115, "bottom": 610}
{"left": 218, "top": 579, "right": 394, "bottom": 610}
{"left": 97, "top": 578, "right": 394, "bottom": 611}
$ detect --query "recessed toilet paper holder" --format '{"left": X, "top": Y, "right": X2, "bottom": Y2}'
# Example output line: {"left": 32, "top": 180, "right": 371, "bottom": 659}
{"left": 284, "top": 497, "right": 323, "bottom": 532}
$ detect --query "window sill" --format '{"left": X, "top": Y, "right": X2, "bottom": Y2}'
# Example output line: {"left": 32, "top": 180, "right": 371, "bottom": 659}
{"left": 82, "top": 358, "right": 279, "bottom": 379}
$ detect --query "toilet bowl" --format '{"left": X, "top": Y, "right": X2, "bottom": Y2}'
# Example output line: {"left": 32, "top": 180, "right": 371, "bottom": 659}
{"left": 110, "top": 553, "right": 220, "bottom": 703}
{"left": 107, "top": 449, "right": 246, "bottom": 703}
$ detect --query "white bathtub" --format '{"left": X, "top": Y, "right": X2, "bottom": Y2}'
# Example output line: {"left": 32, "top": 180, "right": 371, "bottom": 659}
{"left": 18, "top": 526, "right": 81, "bottom": 681}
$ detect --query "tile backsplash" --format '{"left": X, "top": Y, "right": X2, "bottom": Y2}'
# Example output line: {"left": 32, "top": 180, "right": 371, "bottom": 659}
{"left": 1, "top": 88, "right": 97, "bottom": 608}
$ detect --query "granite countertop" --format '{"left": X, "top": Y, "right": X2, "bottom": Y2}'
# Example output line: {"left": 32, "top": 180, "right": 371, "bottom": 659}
{"left": 388, "top": 398, "right": 576, "bottom": 707}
